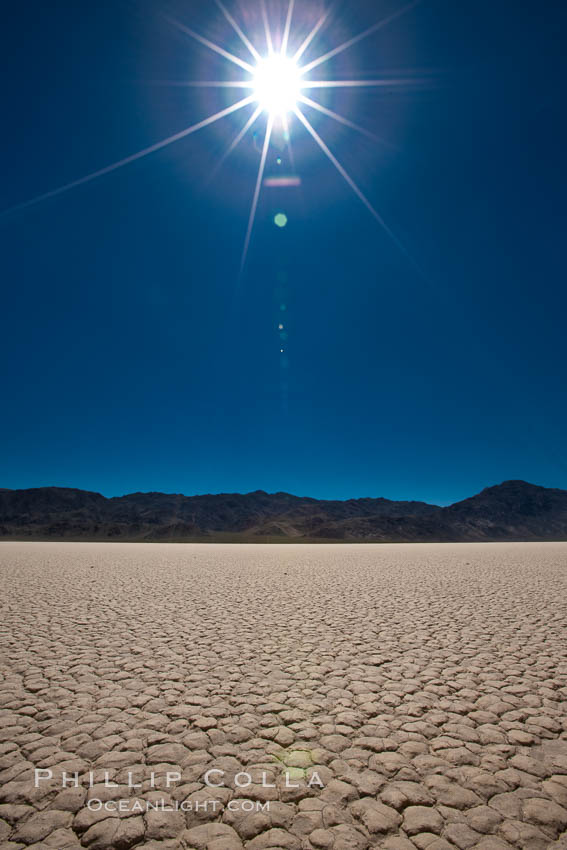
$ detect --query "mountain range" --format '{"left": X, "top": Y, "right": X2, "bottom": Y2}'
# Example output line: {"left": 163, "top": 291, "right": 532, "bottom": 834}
{"left": 1, "top": 480, "right": 567, "bottom": 542}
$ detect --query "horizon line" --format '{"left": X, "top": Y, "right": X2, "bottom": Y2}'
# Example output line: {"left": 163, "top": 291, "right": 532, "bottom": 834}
{"left": 0, "top": 478, "right": 555, "bottom": 510}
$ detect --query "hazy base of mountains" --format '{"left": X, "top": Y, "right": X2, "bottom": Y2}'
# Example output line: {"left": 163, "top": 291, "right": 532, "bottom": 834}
{"left": 1, "top": 480, "right": 567, "bottom": 542}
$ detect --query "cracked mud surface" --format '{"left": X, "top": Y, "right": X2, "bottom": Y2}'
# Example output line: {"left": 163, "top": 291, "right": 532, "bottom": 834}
{"left": 0, "top": 541, "right": 566, "bottom": 850}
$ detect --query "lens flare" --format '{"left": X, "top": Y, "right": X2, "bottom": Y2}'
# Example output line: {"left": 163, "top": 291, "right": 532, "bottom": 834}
{"left": 3, "top": 0, "right": 426, "bottom": 274}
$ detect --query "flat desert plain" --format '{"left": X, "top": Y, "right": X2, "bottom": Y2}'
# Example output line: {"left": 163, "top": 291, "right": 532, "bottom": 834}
{"left": 1, "top": 542, "right": 567, "bottom": 850}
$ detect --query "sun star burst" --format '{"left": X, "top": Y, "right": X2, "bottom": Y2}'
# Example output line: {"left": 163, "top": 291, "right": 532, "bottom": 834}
{"left": 4, "top": 0, "right": 425, "bottom": 271}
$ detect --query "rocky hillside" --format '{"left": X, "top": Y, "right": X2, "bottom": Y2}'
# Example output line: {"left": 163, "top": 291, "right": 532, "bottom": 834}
{"left": 1, "top": 480, "right": 566, "bottom": 541}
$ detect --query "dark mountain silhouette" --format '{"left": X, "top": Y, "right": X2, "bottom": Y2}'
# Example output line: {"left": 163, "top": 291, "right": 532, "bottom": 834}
{"left": 1, "top": 480, "right": 566, "bottom": 541}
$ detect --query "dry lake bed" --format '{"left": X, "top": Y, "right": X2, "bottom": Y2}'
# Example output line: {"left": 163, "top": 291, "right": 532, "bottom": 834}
{"left": 0, "top": 542, "right": 566, "bottom": 850}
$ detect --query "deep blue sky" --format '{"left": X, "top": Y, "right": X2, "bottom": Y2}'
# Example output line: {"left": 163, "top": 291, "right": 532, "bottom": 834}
{"left": 2, "top": 0, "right": 566, "bottom": 505}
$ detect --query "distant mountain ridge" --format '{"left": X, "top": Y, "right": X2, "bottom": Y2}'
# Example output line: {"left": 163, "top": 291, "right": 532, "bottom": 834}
{"left": 1, "top": 480, "right": 567, "bottom": 542}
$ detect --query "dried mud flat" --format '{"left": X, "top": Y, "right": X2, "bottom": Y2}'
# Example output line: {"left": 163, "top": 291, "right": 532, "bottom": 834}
{"left": 0, "top": 542, "right": 567, "bottom": 850}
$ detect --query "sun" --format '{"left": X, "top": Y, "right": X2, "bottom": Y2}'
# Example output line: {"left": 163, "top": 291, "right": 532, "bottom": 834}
{"left": 252, "top": 54, "right": 302, "bottom": 117}
{"left": 7, "top": 0, "right": 424, "bottom": 272}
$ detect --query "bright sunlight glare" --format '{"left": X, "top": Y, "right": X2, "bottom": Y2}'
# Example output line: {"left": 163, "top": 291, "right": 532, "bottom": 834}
{"left": 252, "top": 54, "right": 302, "bottom": 116}
{"left": 4, "top": 0, "right": 426, "bottom": 272}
